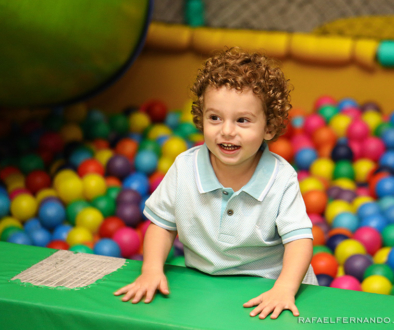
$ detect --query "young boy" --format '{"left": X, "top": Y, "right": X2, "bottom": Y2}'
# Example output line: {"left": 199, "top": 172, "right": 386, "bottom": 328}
{"left": 114, "top": 47, "right": 318, "bottom": 320}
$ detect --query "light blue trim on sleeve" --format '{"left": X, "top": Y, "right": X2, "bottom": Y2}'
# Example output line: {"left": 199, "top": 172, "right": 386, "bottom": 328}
{"left": 282, "top": 228, "right": 313, "bottom": 244}
{"left": 143, "top": 206, "right": 177, "bottom": 231}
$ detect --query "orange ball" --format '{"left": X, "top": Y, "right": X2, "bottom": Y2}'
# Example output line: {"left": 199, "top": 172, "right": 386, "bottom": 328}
{"left": 269, "top": 137, "right": 294, "bottom": 162}
{"left": 312, "top": 225, "right": 326, "bottom": 246}
{"left": 289, "top": 108, "right": 307, "bottom": 118}
{"left": 78, "top": 159, "right": 105, "bottom": 177}
{"left": 328, "top": 228, "right": 353, "bottom": 239}
{"left": 317, "top": 143, "right": 335, "bottom": 158}
{"left": 93, "top": 139, "right": 110, "bottom": 150}
{"left": 115, "top": 138, "right": 138, "bottom": 160}
{"left": 311, "top": 252, "right": 338, "bottom": 278}
{"left": 312, "top": 126, "right": 337, "bottom": 148}
{"left": 303, "top": 190, "right": 328, "bottom": 214}
{"left": 105, "top": 176, "right": 122, "bottom": 187}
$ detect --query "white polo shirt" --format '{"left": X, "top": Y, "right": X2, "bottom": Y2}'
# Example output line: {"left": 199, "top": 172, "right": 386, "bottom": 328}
{"left": 143, "top": 143, "right": 318, "bottom": 285}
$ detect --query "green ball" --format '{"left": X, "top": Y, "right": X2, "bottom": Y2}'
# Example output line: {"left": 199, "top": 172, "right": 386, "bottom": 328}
{"left": 333, "top": 160, "right": 355, "bottom": 180}
{"left": 382, "top": 224, "right": 394, "bottom": 247}
{"left": 66, "top": 200, "right": 90, "bottom": 225}
{"left": 166, "top": 256, "right": 186, "bottom": 267}
{"left": 138, "top": 139, "right": 161, "bottom": 157}
{"left": 109, "top": 114, "right": 129, "bottom": 135}
{"left": 313, "top": 245, "right": 333, "bottom": 255}
{"left": 91, "top": 195, "right": 116, "bottom": 218}
{"left": 318, "top": 105, "right": 339, "bottom": 123}
{"left": 375, "top": 122, "right": 392, "bottom": 137}
{"left": 44, "top": 115, "right": 64, "bottom": 131}
{"left": 1, "top": 226, "right": 23, "bottom": 241}
{"left": 106, "top": 186, "right": 121, "bottom": 201}
{"left": 19, "top": 153, "right": 45, "bottom": 174}
{"left": 75, "top": 145, "right": 94, "bottom": 157}
{"left": 69, "top": 244, "right": 94, "bottom": 254}
{"left": 173, "top": 122, "right": 198, "bottom": 139}
{"left": 364, "top": 264, "right": 394, "bottom": 284}
{"left": 85, "top": 121, "right": 110, "bottom": 139}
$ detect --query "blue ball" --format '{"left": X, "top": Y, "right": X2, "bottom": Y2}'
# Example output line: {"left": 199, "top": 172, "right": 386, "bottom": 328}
{"left": 165, "top": 111, "right": 181, "bottom": 130}
{"left": 316, "top": 274, "right": 334, "bottom": 287}
{"left": 134, "top": 150, "right": 158, "bottom": 175}
{"left": 378, "top": 196, "right": 394, "bottom": 212}
{"left": 94, "top": 239, "right": 121, "bottom": 257}
{"left": 332, "top": 212, "right": 359, "bottom": 232}
{"left": 24, "top": 218, "right": 42, "bottom": 233}
{"left": 52, "top": 224, "right": 72, "bottom": 241}
{"left": 337, "top": 137, "right": 348, "bottom": 145}
{"left": 338, "top": 98, "right": 358, "bottom": 111}
{"left": 28, "top": 228, "right": 52, "bottom": 247}
{"left": 326, "top": 234, "right": 349, "bottom": 252}
{"left": 331, "top": 144, "right": 353, "bottom": 162}
{"left": 123, "top": 173, "right": 149, "bottom": 196}
{"left": 69, "top": 149, "right": 93, "bottom": 167}
{"left": 376, "top": 177, "right": 394, "bottom": 198}
{"left": 86, "top": 109, "right": 106, "bottom": 122}
{"left": 382, "top": 128, "right": 394, "bottom": 149}
{"left": 140, "top": 195, "right": 149, "bottom": 214}
{"left": 295, "top": 148, "right": 318, "bottom": 170}
{"left": 38, "top": 201, "right": 66, "bottom": 229}
{"left": 379, "top": 151, "right": 394, "bottom": 170}
{"left": 128, "top": 133, "right": 142, "bottom": 143}
{"left": 7, "top": 231, "right": 32, "bottom": 245}
{"left": 156, "top": 135, "right": 170, "bottom": 147}
{"left": 291, "top": 116, "right": 304, "bottom": 128}
{"left": 359, "top": 214, "right": 388, "bottom": 232}
{"left": 357, "top": 202, "right": 381, "bottom": 219}
{"left": 0, "top": 186, "right": 8, "bottom": 195}
{"left": 384, "top": 205, "right": 394, "bottom": 224}
{"left": 0, "top": 192, "right": 10, "bottom": 217}
{"left": 386, "top": 248, "right": 394, "bottom": 271}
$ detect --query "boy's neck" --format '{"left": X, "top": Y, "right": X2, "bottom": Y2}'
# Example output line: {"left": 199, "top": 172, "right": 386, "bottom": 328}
{"left": 209, "top": 150, "right": 262, "bottom": 192}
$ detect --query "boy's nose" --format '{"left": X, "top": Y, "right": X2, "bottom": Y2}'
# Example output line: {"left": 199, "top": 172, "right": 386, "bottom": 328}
{"left": 220, "top": 121, "right": 236, "bottom": 137}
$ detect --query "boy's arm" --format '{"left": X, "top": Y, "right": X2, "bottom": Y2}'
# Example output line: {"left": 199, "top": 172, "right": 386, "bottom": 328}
{"left": 243, "top": 238, "right": 313, "bottom": 319}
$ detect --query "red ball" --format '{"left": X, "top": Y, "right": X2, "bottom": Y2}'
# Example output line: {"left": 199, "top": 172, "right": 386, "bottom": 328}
{"left": 39, "top": 132, "right": 64, "bottom": 153}
{"left": 9, "top": 188, "right": 32, "bottom": 200}
{"left": 99, "top": 216, "right": 126, "bottom": 238}
{"left": 141, "top": 100, "right": 168, "bottom": 123}
{"left": 311, "top": 252, "right": 338, "bottom": 278}
{"left": 0, "top": 166, "right": 21, "bottom": 181}
{"left": 26, "top": 170, "right": 52, "bottom": 194}
{"left": 78, "top": 159, "right": 105, "bottom": 177}
{"left": 47, "top": 240, "right": 70, "bottom": 250}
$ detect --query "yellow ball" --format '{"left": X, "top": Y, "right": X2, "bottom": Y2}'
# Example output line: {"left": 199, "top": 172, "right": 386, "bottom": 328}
{"left": 299, "top": 177, "right": 325, "bottom": 195}
{"left": 336, "top": 265, "right": 345, "bottom": 277}
{"left": 82, "top": 174, "right": 107, "bottom": 201}
{"left": 310, "top": 158, "right": 335, "bottom": 181}
{"left": 64, "top": 103, "right": 87, "bottom": 123}
{"left": 183, "top": 99, "right": 193, "bottom": 114}
{"left": 60, "top": 123, "right": 83, "bottom": 143}
{"left": 147, "top": 124, "right": 172, "bottom": 140}
{"left": 75, "top": 207, "right": 104, "bottom": 234}
{"left": 7, "top": 181, "right": 25, "bottom": 193}
{"left": 332, "top": 178, "right": 357, "bottom": 191}
{"left": 54, "top": 169, "right": 79, "bottom": 190}
{"left": 325, "top": 200, "right": 353, "bottom": 224}
{"left": 373, "top": 247, "right": 392, "bottom": 264}
{"left": 95, "top": 149, "right": 114, "bottom": 167}
{"left": 189, "top": 133, "right": 204, "bottom": 143}
{"left": 0, "top": 217, "right": 22, "bottom": 236}
{"left": 66, "top": 226, "right": 93, "bottom": 246}
{"left": 362, "top": 110, "right": 382, "bottom": 133}
{"left": 10, "top": 194, "right": 38, "bottom": 221}
{"left": 335, "top": 239, "right": 366, "bottom": 265}
{"left": 157, "top": 156, "right": 175, "bottom": 173}
{"left": 361, "top": 275, "right": 392, "bottom": 295}
{"left": 4, "top": 173, "right": 25, "bottom": 186}
{"left": 352, "top": 196, "right": 375, "bottom": 213}
{"left": 329, "top": 113, "right": 352, "bottom": 138}
{"left": 129, "top": 112, "right": 151, "bottom": 134}
{"left": 36, "top": 189, "right": 58, "bottom": 204}
{"left": 180, "top": 109, "right": 194, "bottom": 124}
{"left": 57, "top": 176, "right": 84, "bottom": 204}
{"left": 162, "top": 136, "right": 188, "bottom": 160}
{"left": 353, "top": 159, "right": 376, "bottom": 183}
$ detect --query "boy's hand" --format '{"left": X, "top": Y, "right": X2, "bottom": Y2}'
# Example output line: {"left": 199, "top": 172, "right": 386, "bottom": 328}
{"left": 114, "top": 269, "right": 170, "bottom": 304}
{"left": 243, "top": 285, "right": 299, "bottom": 320}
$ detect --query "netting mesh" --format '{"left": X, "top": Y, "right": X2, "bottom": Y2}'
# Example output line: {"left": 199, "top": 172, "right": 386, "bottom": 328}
{"left": 152, "top": 0, "right": 394, "bottom": 36}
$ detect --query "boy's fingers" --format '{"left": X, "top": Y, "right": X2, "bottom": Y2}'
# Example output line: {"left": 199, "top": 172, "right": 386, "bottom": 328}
{"left": 132, "top": 290, "right": 145, "bottom": 304}
{"left": 114, "top": 283, "right": 134, "bottom": 295}
{"left": 122, "top": 287, "right": 138, "bottom": 302}
{"left": 290, "top": 304, "right": 299, "bottom": 316}
{"left": 243, "top": 297, "right": 262, "bottom": 307}
{"left": 144, "top": 288, "right": 156, "bottom": 303}
{"left": 249, "top": 303, "right": 265, "bottom": 317}
{"left": 259, "top": 305, "right": 274, "bottom": 319}
{"left": 159, "top": 279, "right": 170, "bottom": 294}
{"left": 270, "top": 306, "right": 284, "bottom": 319}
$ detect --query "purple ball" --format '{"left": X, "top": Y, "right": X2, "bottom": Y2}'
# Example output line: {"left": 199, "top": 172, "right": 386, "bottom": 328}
{"left": 344, "top": 254, "right": 373, "bottom": 282}
{"left": 337, "top": 189, "right": 357, "bottom": 203}
{"left": 116, "top": 189, "right": 142, "bottom": 205}
{"left": 315, "top": 221, "right": 330, "bottom": 236}
{"left": 130, "top": 254, "right": 143, "bottom": 261}
{"left": 106, "top": 155, "right": 132, "bottom": 179}
{"left": 327, "top": 186, "right": 343, "bottom": 199}
{"left": 116, "top": 203, "right": 141, "bottom": 227}
{"left": 360, "top": 102, "right": 381, "bottom": 113}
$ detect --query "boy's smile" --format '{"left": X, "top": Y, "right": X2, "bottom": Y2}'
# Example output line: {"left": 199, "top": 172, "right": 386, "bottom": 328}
{"left": 202, "top": 86, "right": 274, "bottom": 173}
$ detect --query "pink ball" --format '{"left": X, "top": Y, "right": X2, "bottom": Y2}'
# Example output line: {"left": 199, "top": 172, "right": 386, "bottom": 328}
{"left": 360, "top": 137, "right": 386, "bottom": 162}
{"left": 314, "top": 95, "right": 336, "bottom": 111}
{"left": 303, "top": 114, "right": 326, "bottom": 136}
{"left": 149, "top": 175, "right": 164, "bottom": 194}
{"left": 113, "top": 227, "right": 141, "bottom": 258}
{"left": 347, "top": 120, "right": 370, "bottom": 142}
{"left": 330, "top": 275, "right": 361, "bottom": 291}
{"left": 348, "top": 140, "right": 363, "bottom": 161}
{"left": 308, "top": 213, "right": 325, "bottom": 225}
{"left": 291, "top": 134, "right": 313, "bottom": 153}
{"left": 9, "top": 188, "right": 32, "bottom": 200}
{"left": 356, "top": 186, "right": 372, "bottom": 197}
{"left": 341, "top": 107, "right": 362, "bottom": 120}
{"left": 353, "top": 227, "right": 382, "bottom": 256}
{"left": 297, "top": 170, "right": 310, "bottom": 181}
{"left": 138, "top": 220, "right": 151, "bottom": 239}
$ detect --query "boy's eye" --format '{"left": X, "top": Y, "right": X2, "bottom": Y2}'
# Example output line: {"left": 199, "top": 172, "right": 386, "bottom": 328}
{"left": 238, "top": 118, "right": 249, "bottom": 123}
{"left": 210, "top": 115, "right": 219, "bottom": 121}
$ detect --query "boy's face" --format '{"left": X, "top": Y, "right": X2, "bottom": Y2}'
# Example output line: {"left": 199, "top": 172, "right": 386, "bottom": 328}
{"left": 202, "top": 86, "right": 274, "bottom": 169}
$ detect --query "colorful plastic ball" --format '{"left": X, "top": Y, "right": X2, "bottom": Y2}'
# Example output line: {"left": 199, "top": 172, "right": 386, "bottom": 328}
{"left": 116, "top": 203, "right": 141, "bottom": 228}
{"left": 346, "top": 119, "right": 370, "bottom": 142}
{"left": 115, "top": 138, "right": 138, "bottom": 160}
{"left": 82, "top": 174, "right": 107, "bottom": 201}
{"left": 325, "top": 200, "right": 353, "bottom": 224}
{"left": 123, "top": 173, "right": 149, "bottom": 197}
{"left": 314, "top": 95, "right": 336, "bottom": 111}
{"left": 303, "top": 190, "right": 327, "bottom": 214}
{"left": 338, "top": 98, "right": 358, "bottom": 110}
{"left": 373, "top": 247, "right": 392, "bottom": 264}
{"left": 106, "top": 155, "right": 132, "bottom": 180}
{"left": 331, "top": 144, "right": 353, "bottom": 162}
{"left": 91, "top": 195, "right": 116, "bottom": 218}
{"left": 362, "top": 110, "right": 383, "bottom": 134}
{"left": 376, "top": 177, "right": 394, "bottom": 198}
{"left": 95, "top": 149, "right": 114, "bottom": 167}
{"left": 94, "top": 238, "right": 121, "bottom": 257}
{"left": 25, "top": 170, "right": 51, "bottom": 194}
{"left": 0, "top": 217, "right": 23, "bottom": 237}
{"left": 364, "top": 264, "right": 394, "bottom": 283}
{"left": 113, "top": 227, "right": 141, "bottom": 258}
{"left": 311, "top": 252, "right": 338, "bottom": 277}
{"left": 310, "top": 158, "right": 334, "bottom": 181}
{"left": 316, "top": 274, "right": 334, "bottom": 287}
{"left": 66, "top": 200, "right": 90, "bottom": 226}
{"left": 336, "top": 189, "right": 357, "bottom": 203}
{"left": 344, "top": 254, "right": 373, "bottom": 282}
{"left": 47, "top": 240, "right": 70, "bottom": 250}
{"left": 39, "top": 132, "right": 64, "bottom": 153}
{"left": 328, "top": 227, "right": 353, "bottom": 238}
{"left": 375, "top": 122, "right": 391, "bottom": 137}
{"left": 361, "top": 275, "right": 392, "bottom": 294}
{"left": 353, "top": 159, "right": 376, "bottom": 183}
{"left": 326, "top": 186, "right": 342, "bottom": 199}
{"left": 329, "top": 113, "right": 352, "bottom": 138}
{"left": 294, "top": 148, "right": 317, "bottom": 171}
{"left": 78, "top": 159, "right": 105, "bottom": 177}
{"left": 162, "top": 136, "right": 188, "bottom": 160}
{"left": 139, "top": 139, "right": 162, "bottom": 157}
{"left": 69, "top": 147, "right": 94, "bottom": 168}
{"left": 268, "top": 138, "right": 293, "bottom": 162}
{"left": 360, "top": 137, "right": 385, "bottom": 162}
{"left": 134, "top": 150, "right": 158, "bottom": 175}
{"left": 381, "top": 128, "right": 394, "bottom": 149}
{"left": 382, "top": 224, "right": 394, "bottom": 247}
{"left": 129, "top": 112, "right": 151, "bottom": 134}
{"left": 19, "top": 153, "right": 45, "bottom": 174}
{"left": 52, "top": 224, "right": 72, "bottom": 241}
{"left": 174, "top": 122, "right": 198, "bottom": 139}
{"left": 99, "top": 216, "right": 126, "bottom": 238}
{"left": 332, "top": 212, "right": 359, "bottom": 232}
{"left": 76, "top": 207, "right": 104, "bottom": 234}
{"left": 28, "top": 227, "right": 52, "bottom": 247}
{"left": 378, "top": 196, "right": 394, "bottom": 212}
{"left": 23, "top": 218, "right": 41, "bottom": 233}
{"left": 10, "top": 194, "right": 38, "bottom": 221}
{"left": 313, "top": 245, "right": 333, "bottom": 255}
{"left": 357, "top": 202, "right": 380, "bottom": 219}
{"left": 0, "top": 193, "right": 10, "bottom": 217}
{"left": 341, "top": 107, "right": 361, "bottom": 120}
{"left": 317, "top": 105, "right": 339, "bottom": 123}
{"left": 66, "top": 227, "right": 93, "bottom": 247}
{"left": 60, "top": 123, "right": 83, "bottom": 143}
{"left": 359, "top": 214, "right": 388, "bottom": 232}
{"left": 291, "top": 134, "right": 313, "bottom": 153}
{"left": 9, "top": 188, "right": 31, "bottom": 200}
{"left": 326, "top": 234, "right": 349, "bottom": 252}
{"left": 106, "top": 186, "right": 121, "bottom": 201}
{"left": 38, "top": 200, "right": 66, "bottom": 229}
{"left": 1, "top": 226, "right": 23, "bottom": 241}
{"left": 330, "top": 275, "right": 361, "bottom": 291}
{"left": 149, "top": 172, "right": 165, "bottom": 194}
{"left": 379, "top": 151, "right": 394, "bottom": 170}
{"left": 353, "top": 226, "right": 382, "bottom": 255}
{"left": 312, "top": 225, "right": 326, "bottom": 245}
{"left": 303, "top": 114, "right": 325, "bottom": 136}
{"left": 333, "top": 160, "right": 355, "bottom": 180}
{"left": 116, "top": 189, "right": 142, "bottom": 205}
{"left": 56, "top": 175, "right": 84, "bottom": 204}
{"left": 335, "top": 239, "right": 367, "bottom": 265}
{"left": 7, "top": 231, "right": 32, "bottom": 245}
{"left": 297, "top": 170, "right": 309, "bottom": 181}
{"left": 69, "top": 244, "right": 93, "bottom": 253}
{"left": 299, "top": 177, "right": 325, "bottom": 195}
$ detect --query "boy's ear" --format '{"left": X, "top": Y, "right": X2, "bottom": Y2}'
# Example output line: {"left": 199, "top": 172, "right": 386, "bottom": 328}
{"left": 264, "top": 128, "right": 275, "bottom": 141}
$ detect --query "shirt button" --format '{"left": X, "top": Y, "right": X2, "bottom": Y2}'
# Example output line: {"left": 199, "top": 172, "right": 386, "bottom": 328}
{"left": 227, "top": 209, "right": 234, "bottom": 216}
{"left": 223, "top": 191, "right": 228, "bottom": 195}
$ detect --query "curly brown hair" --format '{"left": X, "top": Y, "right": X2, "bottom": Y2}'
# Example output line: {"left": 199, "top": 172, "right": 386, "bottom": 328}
{"left": 190, "top": 47, "right": 292, "bottom": 141}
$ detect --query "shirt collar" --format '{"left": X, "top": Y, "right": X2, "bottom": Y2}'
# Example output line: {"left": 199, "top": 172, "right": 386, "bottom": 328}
{"left": 194, "top": 142, "right": 278, "bottom": 201}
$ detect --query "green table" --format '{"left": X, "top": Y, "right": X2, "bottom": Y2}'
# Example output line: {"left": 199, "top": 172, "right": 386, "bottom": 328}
{"left": 1, "top": 241, "right": 394, "bottom": 329}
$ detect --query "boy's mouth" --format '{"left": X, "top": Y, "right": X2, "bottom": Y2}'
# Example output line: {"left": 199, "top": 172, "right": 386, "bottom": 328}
{"left": 218, "top": 143, "right": 241, "bottom": 151}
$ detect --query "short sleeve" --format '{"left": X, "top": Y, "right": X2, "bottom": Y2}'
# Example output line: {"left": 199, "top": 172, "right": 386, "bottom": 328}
{"left": 143, "top": 160, "right": 178, "bottom": 231}
{"left": 275, "top": 172, "right": 313, "bottom": 243}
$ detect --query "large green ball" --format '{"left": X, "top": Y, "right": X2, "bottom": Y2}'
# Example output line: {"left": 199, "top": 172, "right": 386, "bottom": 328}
{"left": 364, "top": 264, "right": 394, "bottom": 284}
{"left": 318, "top": 105, "right": 339, "bottom": 123}
{"left": 66, "top": 200, "right": 90, "bottom": 225}
{"left": 91, "top": 195, "right": 116, "bottom": 218}
{"left": 333, "top": 160, "right": 355, "bottom": 180}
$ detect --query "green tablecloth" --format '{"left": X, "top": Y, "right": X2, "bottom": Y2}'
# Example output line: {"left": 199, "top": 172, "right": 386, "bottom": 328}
{"left": 1, "top": 241, "right": 394, "bottom": 329}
